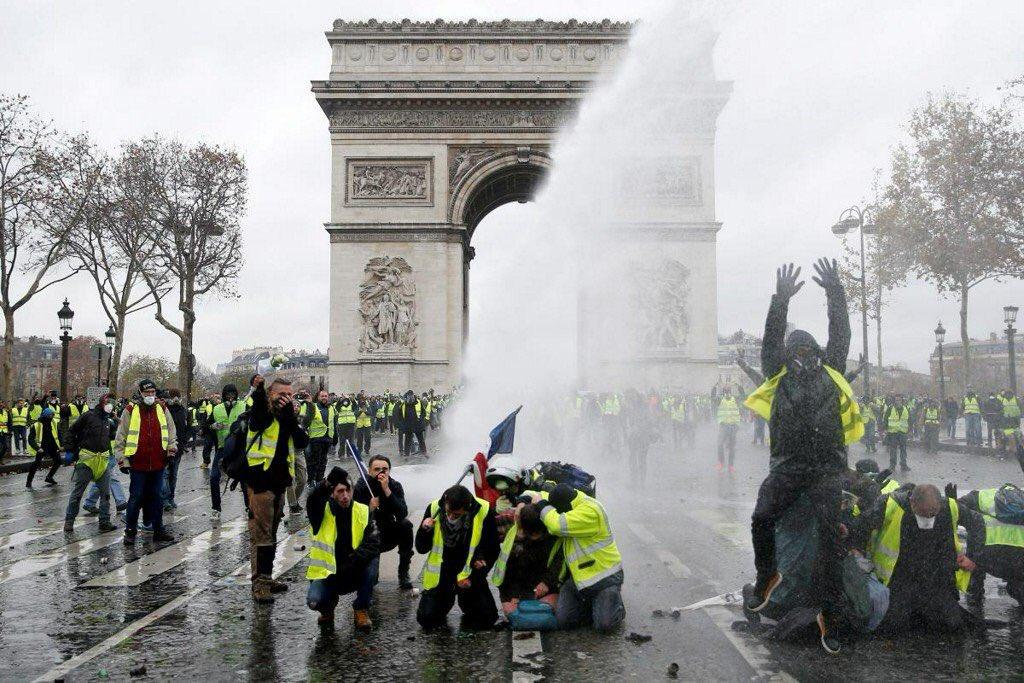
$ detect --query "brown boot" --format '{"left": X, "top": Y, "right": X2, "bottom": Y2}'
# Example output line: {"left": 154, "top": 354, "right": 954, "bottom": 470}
{"left": 252, "top": 577, "right": 274, "bottom": 604}
{"left": 269, "top": 578, "right": 289, "bottom": 593}
{"left": 317, "top": 609, "right": 335, "bottom": 626}
{"left": 353, "top": 609, "right": 373, "bottom": 631}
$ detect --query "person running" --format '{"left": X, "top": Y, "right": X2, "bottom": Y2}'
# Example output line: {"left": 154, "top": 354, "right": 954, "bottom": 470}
{"left": 26, "top": 406, "right": 61, "bottom": 488}
{"left": 742, "top": 259, "right": 860, "bottom": 655}
{"left": 64, "top": 395, "right": 118, "bottom": 534}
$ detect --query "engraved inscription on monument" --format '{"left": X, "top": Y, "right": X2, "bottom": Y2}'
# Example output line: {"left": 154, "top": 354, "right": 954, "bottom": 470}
{"left": 622, "top": 157, "right": 701, "bottom": 206}
{"left": 346, "top": 159, "right": 433, "bottom": 206}
{"left": 358, "top": 255, "right": 419, "bottom": 354}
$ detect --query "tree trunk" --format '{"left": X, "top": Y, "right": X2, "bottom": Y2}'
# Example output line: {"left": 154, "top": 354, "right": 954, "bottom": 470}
{"left": 2, "top": 307, "right": 14, "bottom": 400}
{"left": 960, "top": 284, "right": 971, "bottom": 388}
{"left": 178, "top": 311, "right": 195, "bottom": 399}
{"left": 108, "top": 312, "right": 126, "bottom": 394}
{"left": 875, "top": 293, "right": 883, "bottom": 376}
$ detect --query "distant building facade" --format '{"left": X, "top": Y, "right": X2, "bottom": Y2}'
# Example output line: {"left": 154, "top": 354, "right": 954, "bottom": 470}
{"left": 12, "top": 336, "right": 61, "bottom": 397}
{"left": 216, "top": 346, "right": 283, "bottom": 377}
{"left": 929, "top": 332, "right": 1023, "bottom": 394}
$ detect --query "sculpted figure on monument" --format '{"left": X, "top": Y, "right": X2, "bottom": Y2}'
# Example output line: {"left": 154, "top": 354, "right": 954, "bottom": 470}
{"left": 359, "top": 256, "right": 419, "bottom": 352}
{"left": 633, "top": 258, "right": 690, "bottom": 349}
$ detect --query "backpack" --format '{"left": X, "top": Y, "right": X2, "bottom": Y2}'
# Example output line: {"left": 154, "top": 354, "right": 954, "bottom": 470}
{"left": 530, "top": 461, "right": 597, "bottom": 498}
{"left": 220, "top": 414, "right": 260, "bottom": 484}
{"left": 994, "top": 484, "right": 1024, "bottom": 525}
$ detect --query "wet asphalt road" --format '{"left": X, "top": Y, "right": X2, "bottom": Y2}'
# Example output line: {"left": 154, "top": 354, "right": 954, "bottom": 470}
{"left": 0, "top": 425, "right": 1021, "bottom": 681}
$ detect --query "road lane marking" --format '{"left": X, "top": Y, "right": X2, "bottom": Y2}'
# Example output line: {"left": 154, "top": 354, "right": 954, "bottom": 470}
{"left": 0, "top": 516, "right": 99, "bottom": 548}
{"left": 0, "top": 489, "right": 67, "bottom": 515}
{"left": 511, "top": 631, "right": 545, "bottom": 682}
{"left": 704, "top": 605, "right": 796, "bottom": 682}
{"left": 627, "top": 523, "right": 692, "bottom": 578}
{"left": 82, "top": 516, "right": 247, "bottom": 587}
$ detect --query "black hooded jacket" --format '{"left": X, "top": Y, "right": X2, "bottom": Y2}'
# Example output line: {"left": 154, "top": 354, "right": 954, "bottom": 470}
{"left": 415, "top": 494, "right": 499, "bottom": 583}
{"left": 760, "top": 283, "right": 851, "bottom": 475}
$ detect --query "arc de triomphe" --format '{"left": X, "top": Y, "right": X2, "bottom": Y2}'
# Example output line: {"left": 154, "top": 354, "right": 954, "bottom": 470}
{"left": 313, "top": 18, "right": 730, "bottom": 393}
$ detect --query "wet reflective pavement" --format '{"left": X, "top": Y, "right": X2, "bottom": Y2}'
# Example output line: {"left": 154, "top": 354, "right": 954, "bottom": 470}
{"left": 0, "top": 428, "right": 1021, "bottom": 681}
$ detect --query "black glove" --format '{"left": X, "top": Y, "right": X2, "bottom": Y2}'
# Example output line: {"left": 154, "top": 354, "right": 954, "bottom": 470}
{"left": 945, "top": 482, "right": 958, "bottom": 500}
{"left": 775, "top": 263, "right": 804, "bottom": 301}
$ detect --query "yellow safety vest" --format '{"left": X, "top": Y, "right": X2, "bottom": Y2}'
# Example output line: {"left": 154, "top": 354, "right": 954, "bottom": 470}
{"left": 0, "top": 409, "right": 7, "bottom": 433}
{"left": 30, "top": 404, "right": 43, "bottom": 422}
{"left": 886, "top": 407, "right": 910, "bottom": 434}
{"left": 534, "top": 489, "right": 623, "bottom": 590}
{"left": 246, "top": 418, "right": 296, "bottom": 478}
{"left": 336, "top": 403, "right": 356, "bottom": 425}
{"left": 963, "top": 397, "right": 980, "bottom": 415}
{"left": 924, "top": 407, "right": 940, "bottom": 424}
{"left": 212, "top": 400, "right": 247, "bottom": 447}
{"left": 306, "top": 500, "right": 370, "bottom": 580}
{"left": 123, "top": 404, "right": 169, "bottom": 458}
{"left": 491, "top": 523, "right": 562, "bottom": 587}
{"left": 79, "top": 448, "right": 110, "bottom": 482}
{"left": 355, "top": 409, "right": 372, "bottom": 429}
{"left": 28, "top": 419, "right": 61, "bottom": 455}
{"left": 68, "top": 404, "right": 84, "bottom": 423}
{"left": 671, "top": 401, "right": 686, "bottom": 423}
{"left": 601, "top": 396, "right": 621, "bottom": 416}
{"left": 423, "top": 400, "right": 433, "bottom": 421}
{"left": 307, "top": 403, "right": 336, "bottom": 439}
{"left": 11, "top": 406, "right": 28, "bottom": 427}
{"left": 1001, "top": 396, "right": 1020, "bottom": 418}
{"left": 977, "top": 489, "right": 1024, "bottom": 549}
{"left": 744, "top": 366, "right": 864, "bottom": 445}
{"left": 717, "top": 397, "right": 741, "bottom": 425}
{"left": 422, "top": 497, "right": 489, "bottom": 590}
{"left": 870, "top": 495, "right": 970, "bottom": 593}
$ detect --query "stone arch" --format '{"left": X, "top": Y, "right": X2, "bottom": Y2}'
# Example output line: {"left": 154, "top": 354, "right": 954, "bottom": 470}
{"left": 448, "top": 149, "right": 552, "bottom": 239}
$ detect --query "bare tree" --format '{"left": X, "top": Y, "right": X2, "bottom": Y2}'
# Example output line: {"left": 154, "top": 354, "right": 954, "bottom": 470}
{"left": 0, "top": 94, "right": 99, "bottom": 397}
{"left": 880, "top": 92, "right": 1024, "bottom": 386}
{"left": 119, "top": 137, "right": 246, "bottom": 398}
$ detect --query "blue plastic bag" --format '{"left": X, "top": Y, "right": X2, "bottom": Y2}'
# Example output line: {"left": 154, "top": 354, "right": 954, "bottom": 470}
{"left": 507, "top": 599, "right": 559, "bottom": 631}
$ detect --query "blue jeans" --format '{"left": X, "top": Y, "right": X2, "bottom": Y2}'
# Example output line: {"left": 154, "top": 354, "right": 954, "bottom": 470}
{"left": 125, "top": 469, "right": 165, "bottom": 533}
{"left": 210, "top": 446, "right": 224, "bottom": 511}
{"left": 966, "top": 414, "right": 983, "bottom": 445}
{"left": 307, "top": 556, "right": 378, "bottom": 613}
{"left": 162, "top": 455, "right": 181, "bottom": 506}
{"left": 85, "top": 454, "right": 127, "bottom": 508}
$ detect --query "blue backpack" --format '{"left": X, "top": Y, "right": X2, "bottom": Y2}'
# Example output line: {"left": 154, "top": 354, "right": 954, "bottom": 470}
{"left": 532, "top": 461, "right": 597, "bottom": 498}
{"left": 994, "top": 484, "right": 1024, "bottom": 525}
{"left": 507, "top": 600, "right": 558, "bottom": 631}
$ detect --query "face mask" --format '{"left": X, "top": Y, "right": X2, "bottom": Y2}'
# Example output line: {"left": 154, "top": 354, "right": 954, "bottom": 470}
{"left": 914, "top": 514, "right": 936, "bottom": 530}
{"left": 103, "top": 403, "right": 114, "bottom": 414}
{"left": 49, "top": 399, "right": 58, "bottom": 405}
{"left": 142, "top": 396, "right": 156, "bottom": 406}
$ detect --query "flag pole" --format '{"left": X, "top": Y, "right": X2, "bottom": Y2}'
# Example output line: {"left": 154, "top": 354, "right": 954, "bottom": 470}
{"left": 345, "top": 439, "right": 373, "bottom": 491}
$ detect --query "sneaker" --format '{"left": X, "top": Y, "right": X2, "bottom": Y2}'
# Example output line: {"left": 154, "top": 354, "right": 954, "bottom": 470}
{"left": 817, "top": 612, "right": 841, "bottom": 654}
{"left": 116, "top": 502, "right": 128, "bottom": 512}
{"left": 63, "top": 520, "right": 74, "bottom": 534}
{"left": 252, "top": 578, "right": 275, "bottom": 604}
{"left": 123, "top": 530, "right": 137, "bottom": 544}
{"left": 140, "top": 522, "right": 153, "bottom": 534}
{"left": 317, "top": 609, "right": 335, "bottom": 626}
{"left": 200, "top": 462, "right": 209, "bottom": 470}
{"left": 744, "top": 572, "right": 783, "bottom": 612}
{"left": 153, "top": 530, "right": 175, "bottom": 543}
{"left": 44, "top": 479, "right": 57, "bottom": 487}
{"left": 99, "top": 520, "right": 117, "bottom": 532}
{"left": 82, "top": 505, "right": 99, "bottom": 515}
{"left": 399, "top": 574, "right": 414, "bottom": 591}
{"left": 269, "top": 579, "right": 289, "bottom": 593}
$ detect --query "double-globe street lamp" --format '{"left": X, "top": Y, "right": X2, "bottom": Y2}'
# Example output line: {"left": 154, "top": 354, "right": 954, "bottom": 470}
{"left": 1005, "top": 305, "right": 1019, "bottom": 396}
{"left": 57, "top": 299, "right": 74, "bottom": 402}
{"left": 935, "top": 321, "right": 946, "bottom": 403}
{"left": 831, "top": 206, "right": 878, "bottom": 397}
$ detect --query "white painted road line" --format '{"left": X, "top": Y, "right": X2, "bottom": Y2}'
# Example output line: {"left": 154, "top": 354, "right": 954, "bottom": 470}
{"left": 627, "top": 523, "right": 693, "bottom": 579}
{"left": 0, "top": 489, "right": 67, "bottom": 515}
{"left": 0, "top": 516, "right": 98, "bottom": 549}
{"left": 0, "top": 528, "right": 125, "bottom": 584}
{"left": 82, "top": 516, "right": 248, "bottom": 587}
{"left": 704, "top": 605, "right": 796, "bottom": 682}
{"left": 511, "top": 631, "right": 545, "bottom": 682}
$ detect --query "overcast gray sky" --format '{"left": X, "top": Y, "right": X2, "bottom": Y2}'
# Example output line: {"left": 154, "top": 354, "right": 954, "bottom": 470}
{"left": 2, "top": 0, "right": 1023, "bottom": 373}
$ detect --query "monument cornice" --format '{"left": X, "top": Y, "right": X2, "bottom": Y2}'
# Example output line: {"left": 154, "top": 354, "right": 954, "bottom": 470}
{"left": 312, "top": 79, "right": 592, "bottom": 95}
{"left": 326, "top": 222, "right": 466, "bottom": 244}
{"left": 321, "top": 98, "right": 577, "bottom": 133}
{"left": 328, "top": 18, "right": 635, "bottom": 40}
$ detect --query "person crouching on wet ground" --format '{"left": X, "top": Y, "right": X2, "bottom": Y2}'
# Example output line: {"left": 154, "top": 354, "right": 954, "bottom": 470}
{"left": 494, "top": 503, "right": 563, "bottom": 619}
{"left": 522, "top": 483, "right": 625, "bottom": 634}
{"left": 354, "top": 454, "right": 415, "bottom": 590}
{"left": 306, "top": 467, "right": 380, "bottom": 629}
{"left": 246, "top": 376, "right": 309, "bottom": 603}
{"left": 850, "top": 483, "right": 984, "bottom": 633}
{"left": 64, "top": 394, "right": 118, "bottom": 534}
{"left": 115, "top": 380, "right": 177, "bottom": 544}
{"left": 415, "top": 484, "right": 499, "bottom": 630}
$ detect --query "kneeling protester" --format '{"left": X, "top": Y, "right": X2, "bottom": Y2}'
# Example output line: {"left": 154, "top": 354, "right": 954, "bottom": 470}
{"left": 493, "top": 504, "right": 564, "bottom": 631}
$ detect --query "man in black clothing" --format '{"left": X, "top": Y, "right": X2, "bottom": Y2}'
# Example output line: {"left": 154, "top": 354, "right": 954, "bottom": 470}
{"left": 415, "top": 484, "right": 499, "bottom": 630}
{"left": 852, "top": 484, "right": 984, "bottom": 632}
{"left": 744, "top": 259, "right": 851, "bottom": 654}
{"left": 353, "top": 454, "right": 414, "bottom": 590}
{"left": 397, "top": 391, "right": 427, "bottom": 458}
{"left": 64, "top": 396, "right": 118, "bottom": 533}
{"left": 26, "top": 407, "right": 61, "bottom": 488}
{"left": 306, "top": 467, "right": 380, "bottom": 629}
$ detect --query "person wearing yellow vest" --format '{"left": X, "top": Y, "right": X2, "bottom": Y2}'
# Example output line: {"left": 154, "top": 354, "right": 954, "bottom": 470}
{"left": 306, "top": 467, "right": 380, "bottom": 629}
{"left": 335, "top": 396, "right": 357, "bottom": 448}
{"left": 669, "top": 397, "right": 688, "bottom": 450}
{"left": 883, "top": 395, "right": 911, "bottom": 472}
{"left": 199, "top": 395, "right": 218, "bottom": 468}
{"left": 492, "top": 504, "right": 564, "bottom": 621}
{"left": 245, "top": 377, "right": 309, "bottom": 603}
{"left": 524, "top": 483, "right": 624, "bottom": 633}
{"left": 921, "top": 399, "right": 941, "bottom": 453}
{"left": 301, "top": 390, "right": 334, "bottom": 494}
{"left": 999, "top": 390, "right": 1021, "bottom": 450}
{"left": 962, "top": 389, "right": 983, "bottom": 446}
{"left": 65, "top": 394, "right": 88, "bottom": 428}
{"left": 716, "top": 387, "right": 741, "bottom": 473}
{"left": 64, "top": 395, "right": 118, "bottom": 534}
{"left": 209, "top": 384, "right": 248, "bottom": 516}
{"left": 743, "top": 259, "right": 857, "bottom": 655}
{"left": 11, "top": 398, "right": 29, "bottom": 456}
{"left": 851, "top": 484, "right": 984, "bottom": 633}
{"left": 0, "top": 400, "right": 9, "bottom": 462}
{"left": 415, "top": 484, "right": 499, "bottom": 630}
{"left": 354, "top": 398, "right": 373, "bottom": 454}
{"left": 958, "top": 486, "right": 1024, "bottom": 606}
{"left": 25, "top": 406, "right": 62, "bottom": 488}
{"left": 114, "top": 379, "right": 177, "bottom": 545}
{"left": 397, "top": 391, "right": 427, "bottom": 459}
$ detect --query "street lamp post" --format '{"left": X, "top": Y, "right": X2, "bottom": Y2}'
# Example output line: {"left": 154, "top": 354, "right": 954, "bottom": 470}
{"left": 935, "top": 322, "right": 946, "bottom": 403}
{"left": 105, "top": 325, "right": 116, "bottom": 388}
{"left": 57, "top": 299, "right": 74, "bottom": 402}
{"left": 1005, "top": 305, "right": 1019, "bottom": 396}
{"left": 831, "top": 205, "right": 877, "bottom": 397}
{"left": 95, "top": 344, "right": 103, "bottom": 386}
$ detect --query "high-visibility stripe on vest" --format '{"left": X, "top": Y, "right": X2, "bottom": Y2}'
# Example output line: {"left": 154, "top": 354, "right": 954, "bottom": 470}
{"left": 306, "top": 500, "right": 370, "bottom": 580}
{"left": 246, "top": 418, "right": 296, "bottom": 478}
{"left": 422, "top": 497, "right": 489, "bottom": 590}
{"left": 744, "top": 366, "right": 864, "bottom": 445}
{"left": 355, "top": 409, "right": 372, "bottom": 429}
{"left": 28, "top": 419, "right": 61, "bottom": 456}
{"left": 336, "top": 403, "right": 356, "bottom": 425}
{"left": 977, "top": 488, "right": 1024, "bottom": 549}
{"left": 307, "top": 403, "right": 336, "bottom": 439}
{"left": 886, "top": 407, "right": 910, "bottom": 434}
{"left": 1001, "top": 396, "right": 1020, "bottom": 418}
{"left": 30, "top": 404, "right": 43, "bottom": 422}
{"left": 870, "top": 496, "right": 970, "bottom": 593}
{"left": 717, "top": 397, "right": 740, "bottom": 425}
{"left": 963, "top": 397, "right": 980, "bottom": 415}
{"left": 123, "top": 404, "right": 168, "bottom": 458}
{"left": 924, "top": 407, "right": 940, "bottom": 424}
{"left": 11, "top": 406, "right": 28, "bottom": 427}
{"left": 533, "top": 489, "right": 623, "bottom": 590}
{"left": 491, "top": 523, "right": 562, "bottom": 587}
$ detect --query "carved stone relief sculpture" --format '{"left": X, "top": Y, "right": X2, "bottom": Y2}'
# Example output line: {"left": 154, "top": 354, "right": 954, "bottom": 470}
{"left": 632, "top": 258, "right": 690, "bottom": 349}
{"left": 359, "top": 256, "right": 419, "bottom": 353}
{"left": 346, "top": 159, "right": 433, "bottom": 205}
